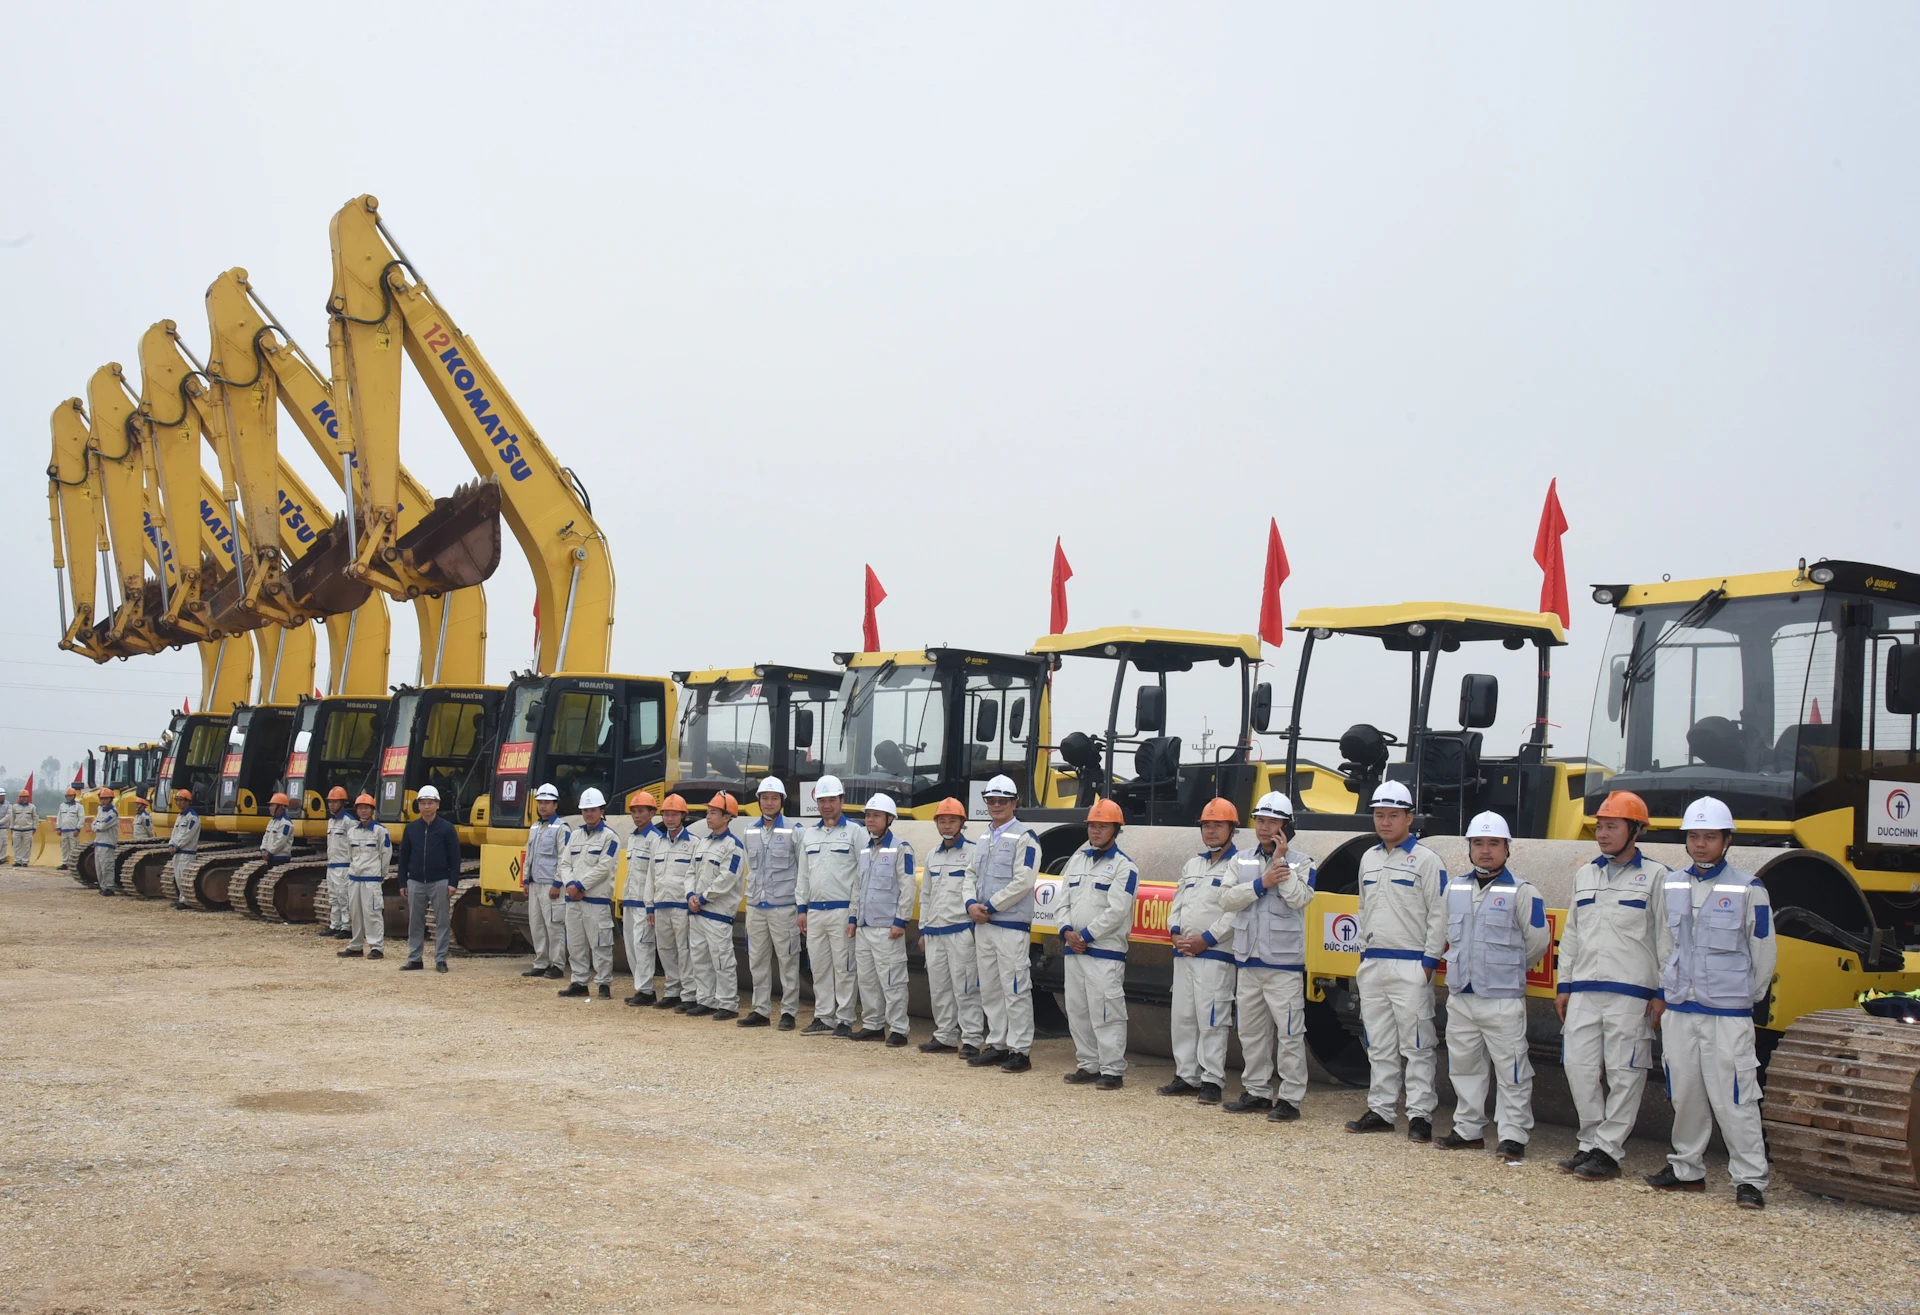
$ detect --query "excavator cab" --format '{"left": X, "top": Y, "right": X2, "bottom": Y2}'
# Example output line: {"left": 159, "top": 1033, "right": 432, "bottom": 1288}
{"left": 154, "top": 711, "right": 230, "bottom": 817}
{"left": 669, "top": 666, "right": 839, "bottom": 813}
{"left": 377, "top": 686, "right": 506, "bottom": 832}
{"left": 825, "top": 648, "right": 1051, "bottom": 818}
{"left": 284, "top": 695, "right": 388, "bottom": 827}
{"left": 488, "top": 675, "right": 675, "bottom": 824}
{"left": 1279, "top": 603, "right": 1579, "bottom": 839}
{"left": 212, "top": 704, "right": 298, "bottom": 828}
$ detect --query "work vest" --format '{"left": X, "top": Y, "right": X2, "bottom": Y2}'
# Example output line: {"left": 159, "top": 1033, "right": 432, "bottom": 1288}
{"left": 326, "top": 812, "right": 353, "bottom": 867}
{"left": 1233, "top": 848, "right": 1311, "bottom": 970}
{"left": 744, "top": 817, "right": 802, "bottom": 907}
{"left": 526, "top": 815, "right": 567, "bottom": 887}
{"left": 855, "top": 831, "right": 910, "bottom": 928}
{"left": 975, "top": 822, "right": 1039, "bottom": 925}
{"left": 1445, "top": 873, "right": 1529, "bottom": 999}
{"left": 1662, "top": 862, "right": 1759, "bottom": 1013}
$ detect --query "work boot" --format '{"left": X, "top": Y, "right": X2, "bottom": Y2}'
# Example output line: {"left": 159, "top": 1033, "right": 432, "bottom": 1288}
{"left": 544, "top": 966, "right": 564, "bottom": 980}
{"left": 1572, "top": 1150, "right": 1621, "bottom": 1181}
{"left": 367, "top": 949, "right": 384, "bottom": 960}
{"left": 400, "top": 961, "right": 425, "bottom": 972}
{"left": 337, "top": 947, "right": 364, "bottom": 958}
{"left": 1644, "top": 1167, "right": 1705, "bottom": 1193}
{"left": 623, "top": 992, "right": 650, "bottom": 1006}
{"left": 1267, "top": 1099, "right": 1300, "bottom": 1122}
{"left": 777, "top": 1015, "right": 796, "bottom": 1031}
{"left": 918, "top": 1039, "right": 958, "bottom": 1054}
{"left": 801, "top": 1018, "right": 834, "bottom": 1035}
{"left": 1435, "top": 1131, "right": 1485, "bottom": 1150}
{"left": 1223, "top": 1092, "right": 1273, "bottom": 1114}
{"left": 1156, "top": 1077, "right": 1200, "bottom": 1097}
{"left": 435, "top": 962, "right": 448, "bottom": 974}
{"left": 1063, "top": 1068, "right": 1099, "bottom": 1085}
{"left": 522, "top": 966, "right": 550, "bottom": 978}
{"left": 1196, "top": 1082, "right": 1223, "bottom": 1105}
{"left": 557, "top": 983, "right": 589, "bottom": 997}
{"left": 1000, "top": 1053, "right": 1032, "bottom": 1073}
{"left": 958, "top": 1043, "right": 980, "bottom": 1058}
{"left": 1494, "top": 1140, "right": 1526, "bottom": 1164}
{"left": 682, "top": 1004, "right": 714, "bottom": 1018}
{"left": 833, "top": 1023, "right": 854, "bottom": 1039}
{"left": 967, "top": 1046, "right": 1010, "bottom": 1067}
{"left": 100, "top": 888, "right": 117, "bottom": 897}
{"left": 1407, "top": 1117, "right": 1433, "bottom": 1143}
{"left": 886, "top": 1032, "right": 909, "bottom": 1048}
{"left": 652, "top": 996, "right": 682, "bottom": 1010}
{"left": 1735, "top": 1184, "right": 1766, "bottom": 1210}
{"left": 1345, "top": 1110, "right": 1395, "bottom": 1134}
{"left": 1095, "top": 1074, "right": 1124, "bottom": 1091}
{"left": 709, "top": 1009, "right": 739, "bottom": 1022}
{"left": 737, "top": 1012, "right": 772, "bottom": 1028}
{"left": 1558, "top": 1148, "right": 1595, "bottom": 1174}
{"left": 598, "top": 984, "right": 612, "bottom": 999}
{"left": 173, "top": 900, "right": 189, "bottom": 910}
{"left": 850, "top": 1028, "right": 885, "bottom": 1042}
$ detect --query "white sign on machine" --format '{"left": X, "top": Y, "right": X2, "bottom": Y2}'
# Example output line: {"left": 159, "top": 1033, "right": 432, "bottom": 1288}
{"left": 1867, "top": 780, "right": 1920, "bottom": 846}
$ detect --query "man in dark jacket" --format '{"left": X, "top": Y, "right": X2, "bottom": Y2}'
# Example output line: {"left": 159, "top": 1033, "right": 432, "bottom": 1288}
{"left": 398, "top": 785, "right": 463, "bottom": 972}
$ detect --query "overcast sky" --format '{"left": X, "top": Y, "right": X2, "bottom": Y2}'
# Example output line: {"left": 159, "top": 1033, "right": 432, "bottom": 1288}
{"left": 2, "top": 3, "right": 1915, "bottom": 782}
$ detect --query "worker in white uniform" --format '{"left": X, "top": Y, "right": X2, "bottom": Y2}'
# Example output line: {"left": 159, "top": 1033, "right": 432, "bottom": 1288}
{"left": 1555, "top": 790, "right": 1673, "bottom": 1181}
{"left": 519, "top": 784, "right": 570, "bottom": 981}
{"left": 1164, "top": 796, "right": 1244, "bottom": 1103}
{"left": 260, "top": 792, "right": 296, "bottom": 870}
{"left": 321, "top": 787, "right": 354, "bottom": 938}
{"left": 166, "top": 789, "right": 200, "bottom": 910}
{"left": 92, "top": 788, "right": 120, "bottom": 894}
{"left": 56, "top": 788, "right": 84, "bottom": 870}
{"left": 338, "top": 793, "right": 391, "bottom": 958}
{"left": 965, "top": 774, "right": 1042, "bottom": 1072}
{"left": 686, "top": 792, "right": 746, "bottom": 1021}
{"left": 1646, "top": 796, "right": 1775, "bottom": 1209}
{"left": 8, "top": 788, "right": 37, "bottom": 865}
{"left": 1055, "top": 798, "right": 1138, "bottom": 1090}
{"left": 129, "top": 795, "right": 154, "bottom": 843}
{"left": 797, "top": 775, "right": 861, "bottom": 1036}
{"left": 740, "top": 777, "right": 805, "bottom": 1030}
{"left": 558, "top": 788, "right": 621, "bottom": 1000}
{"left": 916, "top": 797, "right": 983, "bottom": 1056}
{"left": 1344, "top": 781, "right": 1448, "bottom": 1141}
{"left": 621, "top": 790, "right": 662, "bottom": 1006}
{"left": 849, "top": 793, "right": 916, "bottom": 1046}
{"left": 1220, "top": 792, "right": 1316, "bottom": 1120}
{"left": 1433, "top": 812, "right": 1552, "bottom": 1161}
{"left": 651, "top": 794, "right": 699, "bottom": 1011}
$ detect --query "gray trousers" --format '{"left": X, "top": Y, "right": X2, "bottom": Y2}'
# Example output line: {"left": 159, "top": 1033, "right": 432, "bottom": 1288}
{"left": 407, "top": 879, "right": 451, "bottom": 965}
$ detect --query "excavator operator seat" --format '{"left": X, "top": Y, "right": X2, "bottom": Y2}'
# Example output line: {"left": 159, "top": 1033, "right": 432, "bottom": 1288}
{"left": 1686, "top": 716, "right": 1747, "bottom": 772}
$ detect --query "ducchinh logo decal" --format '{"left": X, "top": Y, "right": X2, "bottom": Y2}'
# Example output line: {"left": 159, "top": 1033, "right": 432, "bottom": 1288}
{"left": 1888, "top": 789, "right": 1912, "bottom": 821}
{"left": 1323, "top": 911, "right": 1360, "bottom": 954}
{"left": 1869, "top": 780, "right": 1920, "bottom": 846}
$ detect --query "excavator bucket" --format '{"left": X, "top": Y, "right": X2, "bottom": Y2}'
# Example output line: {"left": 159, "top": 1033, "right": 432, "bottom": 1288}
{"left": 279, "top": 518, "right": 375, "bottom": 617}
{"left": 390, "top": 477, "right": 501, "bottom": 594}
{"left": 197, "top": 554, "right": 277, "bottom": 639}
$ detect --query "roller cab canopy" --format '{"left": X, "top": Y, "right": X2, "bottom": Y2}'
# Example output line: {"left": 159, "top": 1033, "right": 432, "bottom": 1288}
{"left": 1030, "top": 626, "right": 1263, "bottom": 668}
{"left": 1289, "top": 602, "right": 1565, "bottom": 651}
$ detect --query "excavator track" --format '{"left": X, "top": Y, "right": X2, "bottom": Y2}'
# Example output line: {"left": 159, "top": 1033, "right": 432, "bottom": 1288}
{"left": 226, "top": 856, "right": 279, "bottom": 918}
{"left": 448, "top": 864, "right": 520, "bottom": 954}
{"left": 1763, "top": 1008, "right": 1920, "bottom": 1212}
{"left": 163, "top": 849, "right": 257, "bottom": 912}
{"left": 252, "top": 858, "right": 327, "bottom": 924}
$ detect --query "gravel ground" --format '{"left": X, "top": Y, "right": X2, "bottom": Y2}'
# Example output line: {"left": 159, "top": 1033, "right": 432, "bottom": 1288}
{"left": 3, "top": 864, "right": 1917, "bottom": 1315}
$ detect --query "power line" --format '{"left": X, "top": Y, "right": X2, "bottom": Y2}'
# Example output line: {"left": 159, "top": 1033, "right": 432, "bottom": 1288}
{"left": 0, "top": 656, "right": 201, "bottom": 675}
{"left": 0, "top": 723, "right": 165, "bottom": 738}
{"left": 0, "top": 682, "right": 194, "bottom": 697}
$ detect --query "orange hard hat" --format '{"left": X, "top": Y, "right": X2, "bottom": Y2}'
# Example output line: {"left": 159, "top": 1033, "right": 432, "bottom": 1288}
{"left": 1595, "top": 791, "right": 1649, "bottom": 824}
{"left": 1087, "top": 798, "right": 1125, "bottom": 825}
{"left": 1199, "top": 797, "right": 1239, "bottom": 825}
{"left": 132, "top": 795, "right": 149, "bottom": 809}
{"left": 269, "top": 792, "right": 292, "bottom": 806}
{"left": 97, "top": 787, "right": 116, "bottom": 800}
{"left": 354, "top": 793, "right": 377, "bottom": 807}
{"left": 934, "top": 797, "right": 967, "bottom": 819}
{"left": 709, "top": 792, "right": 739, "bottom": 817}
{"left": 173, "top": 788, "right": 192, "bottom": 801}
{"left": 628, "top": 790, "right": 658, "bottom": 811}
{"left": 660, "top": 793, "right": 689, "bottom": 813}
{"left": 327, "top": 786, "right": 350, "bottom": 802}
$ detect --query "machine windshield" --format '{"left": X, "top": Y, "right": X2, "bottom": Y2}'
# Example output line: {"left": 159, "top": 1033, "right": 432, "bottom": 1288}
{"left": 827, "top": 665, "right": 948, "bottom": 794}
{"left": 679, "top": 682, "right": 771, "bottom": 783}
{"left": 386, "top": 694, "right": 421, "bottom": 752}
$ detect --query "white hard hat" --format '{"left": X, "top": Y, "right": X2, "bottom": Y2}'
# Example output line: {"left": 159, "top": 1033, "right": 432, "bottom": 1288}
{"left": 1465, "top": 811, "right": 1512, "bottom": 840}
{"left": 416, "top": 785, "right": 441, "bottom": 802}
{"left": 578, "top": 787, "right": 607, "bottom": 810}
{"left": 1370, "top": 781, "right": 1414, "bottom": 810}
{"left": 814, "top": 774, "right": 845, "bottom": 799}
{"left": 757, "top": 777, "right": 787, "bottom": 797}
{"left": 1251, "top": 791, "right": 1293, "bottom": 820}
{"left": 863, "top": 793, "right": 898, "bottom": 816}
{"left": 1682, "top": 796, "right": 1735, "bottom": 832}
{"left": 533, "top": 783, "right": 560, "bottom": 802}
{"left": 981, "top": 774, "right": 1018, "bottom": 798}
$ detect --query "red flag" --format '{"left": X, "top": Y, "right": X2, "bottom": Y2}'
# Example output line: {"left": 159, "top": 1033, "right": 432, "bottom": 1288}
{"left": 862, "top": 566, "right": 887, "bottom": 652}
{"left": 1533, "top": 479, "right": 1570, "bottom": 628}
{"left": 531, "top": 596, "right": 541, "bottom": 664}
{"left": 24, "top": 774, "right": 32, "bottom": 797}
{"left": 182, "top": 697, "right": 191, "bottom": 714}
{"left": 1049, "top": 539, "right": 1074, "bottom": 635}
{"left": 1258, "top": 519, "right": 1290, "bottom": 647}
{"left": 1810, "top": 698, "right": 1823, "bottom": 725}
{"left": 71, "top": 768, "right": 83, "bottom": 788}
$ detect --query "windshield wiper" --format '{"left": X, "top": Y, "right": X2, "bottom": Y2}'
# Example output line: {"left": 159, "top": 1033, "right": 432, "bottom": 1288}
{"left": 1621, "top": 586, "right": 1728, "bottom": 695}
{"left": 844, "top": 660, "right": 896, "bottom": 721}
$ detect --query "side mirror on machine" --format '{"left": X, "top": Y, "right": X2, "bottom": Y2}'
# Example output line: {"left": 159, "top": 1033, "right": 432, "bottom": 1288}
{"left": 1251, "top": 682, "right": 1273, "bottom": 734}
{"left": 1459, "top": 673, "right": 1498, "bottom": 729}
{"left": 1606, "top": 656, "right": 1628, "bottom": 723}
{"left": 793, "top": 708, "right": 814, "bottom": 752}
{"left": 1888, "top": 642, "right": 1920, "bottom": 716}
{"left": 1008, "top": 697, "right": 1026, "bottom": 741}
{"left": 1135, "top": 685, "right": 1165, "bottom": 735}
{"left": 974, "top": 699, "right": 1000, "bottom": 743}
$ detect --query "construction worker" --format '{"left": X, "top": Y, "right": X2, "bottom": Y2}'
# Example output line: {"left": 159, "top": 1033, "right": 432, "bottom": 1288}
{"left": 519, "top": 783, "right": 570, "bottom": 980}
{"left": 686, "top": 792, "right": 746, "bottom": 1020}
{"left": 1219, "top": 792, "right": 1316, "bottom": 1120}
{"left": 339, "top": 793, "right": 391, "bottom": 959}
{"left": 8, "top": 788, "right": 37, "bottom": 865}
{"left": 166, "top": 789, "right": 199, "bottom": 910}
{"left": 966, "top": 774, "right": 1042, "bottom": 1071}
{"left": 56, "top": 788, "right": 83, "bottom": 869}
{"left": 1163, "top": 797, "right": 1243, "bottom": 1103}
{"left": 92, "top": 788, "right": 119, "bottom": 894}
{"left": 1056, "top": 798, "right": 1137, "bottom": 1089}
{"left": 260, "top": 793, "right": 296, "bottom": 870}
{"left": 558, "top": 787, "right": 620, "bottom": 1000}
{"left": 917, "top": 797, "right": 983, "bottom": 1056}
{"left": 1647, "top": 796, "right": 1775, "bottom": 1209}
{"left": 621, "top": 790, "right": 662, "bottom": 1006}
{"left": 321, "top": 787, "right": 354, "bottom": 939}
{"left": 129, "top": 794, "right": 154, "bottom": 842}
{"left": 1434, "top": 812, "right": 1552, "bottom": 1162}
{"left": 1344, "top": 781, "right": 1448, "bottom": 1141}
{"left": 850, "top": 793, "right": 916, "bottom": 1046}
{"left": 397, "top": 784, "right": 461, "bottom": 972}
{"left": 797, "top": 775, "right": 861, "bottom": 1036}
{"left": 650, "top": 794, "right": 699, "bottom": 1011}
{"left": 740, "top": 777, "right": 805, "bottom": 1030}
{"left": 1555, "top": 790, "right": 1672, "bottom": 1182}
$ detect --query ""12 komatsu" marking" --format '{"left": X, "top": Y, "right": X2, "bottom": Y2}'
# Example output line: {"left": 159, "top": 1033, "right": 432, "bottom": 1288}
{"left": 421, "top": 323, "right": 532, "bottom": 482}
